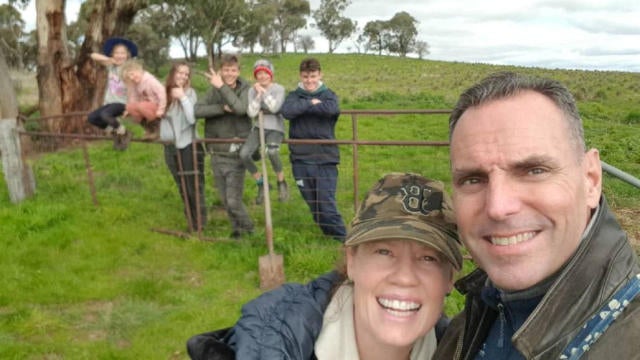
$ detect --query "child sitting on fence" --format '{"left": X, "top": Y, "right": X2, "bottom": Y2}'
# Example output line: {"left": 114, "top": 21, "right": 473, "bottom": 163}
{"left": 87, "top": 37, "right": 137, "bottom": 150}
{"left": 120, "top": 59, "right": 167, "bottom": 141}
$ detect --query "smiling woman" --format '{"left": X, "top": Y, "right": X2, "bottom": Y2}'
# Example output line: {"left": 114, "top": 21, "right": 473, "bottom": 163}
{"left": 185, "top": 172, "right": 463, "bottom": 360}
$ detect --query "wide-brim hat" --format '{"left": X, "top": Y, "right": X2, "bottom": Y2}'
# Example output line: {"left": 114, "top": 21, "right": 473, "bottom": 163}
{"left": 344, "top": 173, "right": 463, "bottom": 270}
{"left": 103, "top": 37, "right": 138, "bottom": 58}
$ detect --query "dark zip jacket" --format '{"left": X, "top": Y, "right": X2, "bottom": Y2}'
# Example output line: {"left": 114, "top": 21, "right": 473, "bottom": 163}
{"left": 433, "top": 196, "right": 640, "bottom": 359}
{"left": 187, "top": 271, "right": 452, "bottom": 359}
{"left": 280, "top": 84, "right": 340, "bottom": 165}
{"left": 186, "top": 272, "right": 340, "bottom": 360}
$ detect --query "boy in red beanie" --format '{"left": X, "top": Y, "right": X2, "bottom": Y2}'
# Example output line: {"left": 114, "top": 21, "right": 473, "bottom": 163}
{"left": 239, "top": 59, "right": 289, "bottom": 204}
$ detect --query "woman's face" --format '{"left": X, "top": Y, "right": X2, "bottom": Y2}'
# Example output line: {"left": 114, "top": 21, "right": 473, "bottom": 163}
{"left": 174, "top": 65, "right": 190, "bottom": 88}
{"left": 347, "top": 239, "right": 454, "bottom": 350}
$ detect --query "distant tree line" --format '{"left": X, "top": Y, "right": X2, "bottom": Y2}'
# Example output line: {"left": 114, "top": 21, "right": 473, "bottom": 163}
{"left": 1, "top": 0, "right": 430, "bottom": 72}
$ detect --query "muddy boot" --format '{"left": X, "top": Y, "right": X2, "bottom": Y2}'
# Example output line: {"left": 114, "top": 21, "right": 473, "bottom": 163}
{"left": 277, "top": 180, "right": 289, "bottom": 202}
{"left": 142, "top": 120, "right": 160, "bottom": 141}
{"left": 113, "top": 126, "right": 132, "bottom": 151}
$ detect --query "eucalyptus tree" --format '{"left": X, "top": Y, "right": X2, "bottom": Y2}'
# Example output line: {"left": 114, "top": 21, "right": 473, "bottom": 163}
{"left": 170, "top": 4, "right": 203, "bottom": 61}
{"left": 353, "top": 32, "right": 367, "bottom": 54}
{"left": 386, "top": 11, "right": 418, "bottom": 57}
{"left": 312, "top": 0, "right": 355, "bottom": 54}
{"left": 272, "top": 0, "right": 310, "bottom": 53}
{"left": 141, "top": 2, "right": 207, "bottom": 62}
{"left": 33, "top": 0, "right": 146, "bottom": 134}
{"left": 259, "top": 26, "right": 279, "bottom": 54}
{"left": 362, "top": 20, "right": 387, "bottom": 56}
{"left": 126, "top": 22, "right": 170, "bottom": 74}
{"left": 295, "top": 34, "right": 315, "bottom": 54}
{"left": 361, "top": 12, "right": 419, "bottom": 57}
{"left": 415, "top": 40, "right": 430, "bottom": 59}
{"left": 188, "top": 0, "right": 246, "bottom": 66}
{"left": 236, "top": 0, "right": 277, "bottom": 54}
{"left": 0, "top": 3, "right": 26, "bottom": 69}
{"left": 130, "top": 3, "right": 172, "bottom": 71}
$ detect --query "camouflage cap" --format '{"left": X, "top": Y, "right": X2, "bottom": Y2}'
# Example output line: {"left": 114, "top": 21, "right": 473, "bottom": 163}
{"left": 344, "top": 173, "right": 462, "bottom": 270}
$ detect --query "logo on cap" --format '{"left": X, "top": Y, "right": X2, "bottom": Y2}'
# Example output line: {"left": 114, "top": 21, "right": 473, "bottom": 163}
{"left": 401, "top": 184, "right": 443, "bottom": 215}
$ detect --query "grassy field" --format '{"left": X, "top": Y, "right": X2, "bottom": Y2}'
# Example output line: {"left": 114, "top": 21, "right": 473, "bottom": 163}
{"left": 3, "top": 53, "right": 640, "bottom": 359}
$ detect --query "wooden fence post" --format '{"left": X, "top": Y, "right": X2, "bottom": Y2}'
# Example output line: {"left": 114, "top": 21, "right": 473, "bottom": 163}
{"left": 0, "top": 118, "right": 36, "bottom": 203}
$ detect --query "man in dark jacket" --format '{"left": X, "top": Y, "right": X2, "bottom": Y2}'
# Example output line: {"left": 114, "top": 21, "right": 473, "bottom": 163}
{"left": 281, "top": 57, "right": 346, "bottom": 241}
{"left": 195, "top": 54, "right": 253, "bottom": 239}
{"left": 434, "top": 72, "right": 640, "bottom": 359}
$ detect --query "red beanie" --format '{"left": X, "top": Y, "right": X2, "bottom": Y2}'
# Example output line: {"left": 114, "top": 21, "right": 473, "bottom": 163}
{"left": 253, "top": 65, "right": 273, "bottom": 79}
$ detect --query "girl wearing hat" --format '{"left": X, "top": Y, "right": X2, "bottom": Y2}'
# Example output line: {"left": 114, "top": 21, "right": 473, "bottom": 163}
{"left": 87, "top": 37, "right": 137, "bottom": 150}
{"left": 187, "top": 173, "right": 463, "bottom": 360}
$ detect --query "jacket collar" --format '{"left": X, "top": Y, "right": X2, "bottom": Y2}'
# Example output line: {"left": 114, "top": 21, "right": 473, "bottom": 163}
{"left": 295, "top": 82, "right": 327, "bottom": 96}
{"left": 512, "top": 196, "right": 638, "bottom": 356}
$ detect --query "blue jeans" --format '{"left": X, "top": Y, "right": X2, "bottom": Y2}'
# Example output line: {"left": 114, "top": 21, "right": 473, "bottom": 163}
{"left": 291, "top": 162, "right": 346, "bottom": 241}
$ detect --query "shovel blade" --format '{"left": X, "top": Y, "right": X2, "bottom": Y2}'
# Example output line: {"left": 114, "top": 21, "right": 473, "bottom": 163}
{"left": 259, "top": 253, "right": 285, "bottom": 291}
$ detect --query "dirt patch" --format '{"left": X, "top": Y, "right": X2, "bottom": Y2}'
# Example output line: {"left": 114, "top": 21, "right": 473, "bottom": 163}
{"left": 73, "top": 301, "right": 114, "bottom": 343}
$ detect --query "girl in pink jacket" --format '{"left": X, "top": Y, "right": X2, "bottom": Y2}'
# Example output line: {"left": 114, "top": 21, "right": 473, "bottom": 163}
{"left": 121, "top": 59, "right": 167, "bottom": 140}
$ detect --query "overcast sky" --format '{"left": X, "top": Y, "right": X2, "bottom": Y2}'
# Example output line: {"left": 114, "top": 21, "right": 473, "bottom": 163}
{"left": 21, "top": 0, "right": 640, "bottom": 72}
{"left": 308, "top": 0, "right": 640, "bottom": 72}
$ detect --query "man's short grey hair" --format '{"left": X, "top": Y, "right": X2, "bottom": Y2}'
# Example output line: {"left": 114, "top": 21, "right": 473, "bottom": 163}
{"left": 449, "top": 72, "right": 586, "bottom": 154}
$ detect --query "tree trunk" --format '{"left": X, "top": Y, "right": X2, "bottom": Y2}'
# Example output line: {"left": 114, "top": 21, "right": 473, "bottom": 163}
{"left": 206, "top": 39, "right": 215, "bottom": 68}
{"left": 205, "top": 19, "right": 223, "bottom": 68}
{"left": 0, "top": 47, "right": 36, "bottom": 203}
{"left": 36, "top": 0, "right": 145, "bottom": 137}
{"left": 36, "top": 0, "right": 69, "bottom": 135}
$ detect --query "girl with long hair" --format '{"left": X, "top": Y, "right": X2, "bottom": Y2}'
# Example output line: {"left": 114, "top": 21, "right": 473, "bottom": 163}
{"left": 159, "top": 62, "right": 206, "bottom": 232}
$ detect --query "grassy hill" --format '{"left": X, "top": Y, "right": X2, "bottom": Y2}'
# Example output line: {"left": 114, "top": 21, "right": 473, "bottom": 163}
{"left": 3, "top": 53, "right": 640, "bottom": 359}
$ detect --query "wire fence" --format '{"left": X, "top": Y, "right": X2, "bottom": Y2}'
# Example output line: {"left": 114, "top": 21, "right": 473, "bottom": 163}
{"left": 13, "top": 108, "right": 640, "bottom": 242}
{"left": 15, "top": 110, "right": 455, "bottom": 241}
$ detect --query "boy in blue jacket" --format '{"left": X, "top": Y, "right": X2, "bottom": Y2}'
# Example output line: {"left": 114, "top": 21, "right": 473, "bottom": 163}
{"left": 281, "top": 58, "right": 346, "bottom": 241}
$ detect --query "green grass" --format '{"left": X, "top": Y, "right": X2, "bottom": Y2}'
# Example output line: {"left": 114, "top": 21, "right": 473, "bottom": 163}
{"left": 3, "top": 53, "right": 640, "bottom": 358}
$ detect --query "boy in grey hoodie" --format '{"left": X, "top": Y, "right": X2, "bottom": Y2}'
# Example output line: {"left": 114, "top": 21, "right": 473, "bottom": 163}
{"left": 239, "top": 59, "right": 289, "bottom": 205}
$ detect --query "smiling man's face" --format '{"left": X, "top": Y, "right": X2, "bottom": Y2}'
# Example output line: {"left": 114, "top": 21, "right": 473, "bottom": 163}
{"left": 450, "top": 90, "right": 601, "bottom": 291}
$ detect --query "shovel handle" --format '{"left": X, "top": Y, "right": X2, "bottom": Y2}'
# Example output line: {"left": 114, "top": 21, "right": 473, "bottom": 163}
{"left": 258, "top": 111, "right": 274, "bottom": 255}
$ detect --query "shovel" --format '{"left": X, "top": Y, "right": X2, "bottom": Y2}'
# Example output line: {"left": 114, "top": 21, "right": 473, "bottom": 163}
{"left": 257, "top": 111, "right": 285, "bottom": 290}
